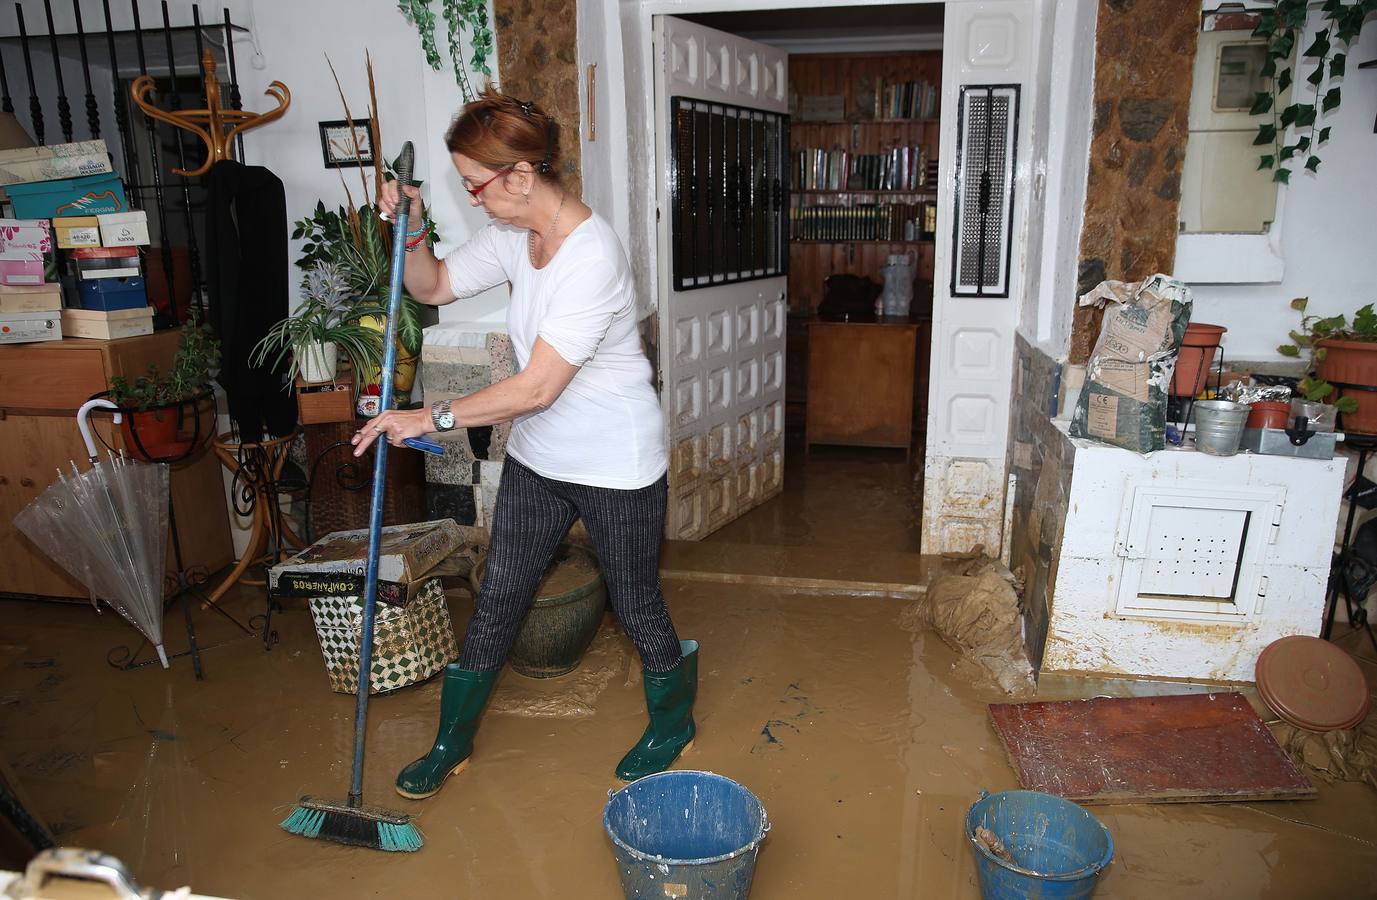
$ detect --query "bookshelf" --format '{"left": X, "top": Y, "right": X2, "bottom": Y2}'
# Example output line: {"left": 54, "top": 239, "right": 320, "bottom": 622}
{"left": 788, "top": 50, "right": 941, "bottom": 314}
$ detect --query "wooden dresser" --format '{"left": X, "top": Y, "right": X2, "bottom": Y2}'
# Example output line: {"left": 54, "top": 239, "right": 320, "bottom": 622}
{"left": 805, "top": 319, "right": 920, "bottom": 459}
{"left": 0, "top": 331, "right": 233, "bottom": 599}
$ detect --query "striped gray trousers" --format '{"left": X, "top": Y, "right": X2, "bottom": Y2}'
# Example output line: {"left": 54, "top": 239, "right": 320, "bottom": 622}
{"left": 458, "top": 457, "right": 684, "bottom": 673}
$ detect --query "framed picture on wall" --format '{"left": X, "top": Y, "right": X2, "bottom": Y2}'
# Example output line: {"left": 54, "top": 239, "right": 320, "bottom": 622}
{"left": 319, "top": 119, "right": 374, "bottom": 169}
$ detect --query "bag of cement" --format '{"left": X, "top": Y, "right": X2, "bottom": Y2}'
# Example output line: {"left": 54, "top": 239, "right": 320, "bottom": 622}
{"left": 1069, "top": 274, "right": 1192, "bottom": 452}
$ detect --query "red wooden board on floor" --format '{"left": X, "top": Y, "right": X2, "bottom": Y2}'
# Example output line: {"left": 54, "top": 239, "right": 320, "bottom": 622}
{"left": 988, "top": 692, "right": 1315, "bottom": 804}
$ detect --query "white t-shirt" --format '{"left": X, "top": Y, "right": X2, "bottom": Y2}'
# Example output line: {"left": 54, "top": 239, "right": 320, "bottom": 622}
{"left": 443, "top": 213, "right": 667, "bottom": 490}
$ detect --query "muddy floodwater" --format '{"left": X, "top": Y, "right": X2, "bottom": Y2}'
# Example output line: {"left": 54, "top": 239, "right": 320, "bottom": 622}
{"left": 3, "top": 576, "right": 1374, "bottom": 898}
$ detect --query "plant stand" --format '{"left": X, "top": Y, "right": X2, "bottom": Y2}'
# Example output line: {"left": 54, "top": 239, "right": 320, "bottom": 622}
{"left": 1167, "top": 341, "right": 1226, "bottom": 442}
{"left": 206, "top": 430, "right": 307, "bottom": 649}
{"left": 1323, "top": 431, "right": 1377, "bottom": 656}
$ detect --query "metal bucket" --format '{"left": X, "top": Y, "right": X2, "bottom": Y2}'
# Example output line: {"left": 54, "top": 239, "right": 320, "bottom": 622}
{"left": 1194, "top": 400, "right": 1249, "bottom": 456}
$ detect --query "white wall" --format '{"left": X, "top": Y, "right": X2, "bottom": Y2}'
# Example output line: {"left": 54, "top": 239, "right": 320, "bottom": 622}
{"left": 1183, "top": 19, "right": 1377, "bottom": 362}
{"left": 1019, "top": 0, "right": 1095, "bottom": 359}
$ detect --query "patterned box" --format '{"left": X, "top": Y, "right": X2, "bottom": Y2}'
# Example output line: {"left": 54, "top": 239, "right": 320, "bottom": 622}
{"left": 306, "top": 575, "right": 458, "bottom": 695}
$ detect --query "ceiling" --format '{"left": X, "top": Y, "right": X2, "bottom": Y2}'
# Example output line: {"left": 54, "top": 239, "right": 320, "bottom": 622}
{"left": 682, "top": 4, "right": 945, "bottom": 52}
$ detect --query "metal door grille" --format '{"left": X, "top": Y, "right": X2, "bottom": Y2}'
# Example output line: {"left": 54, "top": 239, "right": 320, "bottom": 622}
{"left": 951, "top": 84, "right": 1019, "bottom": 298}
{"left": 670, "top": 95, "right": 789, "bottom": 292}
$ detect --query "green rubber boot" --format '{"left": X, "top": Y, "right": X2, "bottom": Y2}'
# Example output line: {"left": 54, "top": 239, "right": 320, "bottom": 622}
{"left": 395, "top": 665, "right": 498, "bottom": 800}
{"left": 615, "top": 640, "right": 698, "bottom": 782}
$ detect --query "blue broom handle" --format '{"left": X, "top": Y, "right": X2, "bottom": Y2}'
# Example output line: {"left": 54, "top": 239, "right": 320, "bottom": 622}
{"left": 349, "top": 141, "right": 415, "bottom": 807}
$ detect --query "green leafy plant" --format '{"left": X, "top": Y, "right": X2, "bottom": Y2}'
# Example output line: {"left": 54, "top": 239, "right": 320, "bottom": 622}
{"left": 108, "top": 311, "right": 221, "bottom": 411}
{"left": 1250, "top": 0, "right": 1377, "bottom": 183}
{"left": 1276, "top": 296, "right": 1372, "bottom": 410}
{"left": 249, "top": 260, "right": 388, "bottom": 384}
{"left": 398, "top": 0, "right": 494, "bottom": 102}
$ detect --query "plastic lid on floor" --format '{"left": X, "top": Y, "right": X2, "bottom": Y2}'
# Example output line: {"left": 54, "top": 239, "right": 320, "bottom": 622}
{"left": 1255, "top": 635, "right": 1371, "bottom": 732}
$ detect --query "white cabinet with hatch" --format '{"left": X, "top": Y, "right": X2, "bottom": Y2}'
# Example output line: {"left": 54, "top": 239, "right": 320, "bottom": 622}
{"left": 1042, "top": 424, "right": 1343, "bottom": 682}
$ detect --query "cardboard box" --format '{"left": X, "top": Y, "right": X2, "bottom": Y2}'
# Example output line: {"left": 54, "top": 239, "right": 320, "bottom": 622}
{"left": 296, "top": 368, "right": 356, "bottom": 424}
{"left": 98, "top": 210, "right": 149, "bottom": 247}
{"left": 54, "top": 215, "right": 101, "bottom": 248}
{"left": 0, "top": 310, "right": 61, "bottom": 344}
{"left": 6, "top": 172, "right": 127, "bottom": 218}
{"left": 0, "top": 282, "right": 61, "bottom": 312}
{"left": 268, "top": 519, "right": 465, "bottom": 586}
{"left": 0, "top": 219, "right": 53, "bottom": 285}
{"left": 0, "top": 140, "right": 112, "bottom": 187}
{"left": 76, "top": 275, "right": 147, "bottom": 311}
{"left": 61, "top": 306, "right": 154, "bottom": 340}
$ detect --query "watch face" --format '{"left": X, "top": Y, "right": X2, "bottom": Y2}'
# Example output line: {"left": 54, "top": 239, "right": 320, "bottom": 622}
{"left": 438, "top": 411, "right": 455, "bottom": 430}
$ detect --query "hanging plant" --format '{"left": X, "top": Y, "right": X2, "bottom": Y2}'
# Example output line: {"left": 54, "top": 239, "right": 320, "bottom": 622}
{"left": 1250, "top": 0, "right": 1377, "bottom": 183}
{"left": 397, "top": 0, "right": 494, "bottom": 102}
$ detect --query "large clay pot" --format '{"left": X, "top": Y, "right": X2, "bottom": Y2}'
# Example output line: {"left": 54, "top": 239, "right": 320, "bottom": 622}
{"left": 470, "top": 542, "right": 607, "bottom": 678}
{"left": 1171, "top": 322, "right": 1226, "bottom": 398}
{"left": 1317, "top": 337, "right": 1377, "bottom": 434}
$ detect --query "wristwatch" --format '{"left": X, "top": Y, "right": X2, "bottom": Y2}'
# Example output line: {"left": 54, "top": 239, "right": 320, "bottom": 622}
{"left": 431, "top": 399, "right": 456, "bottom": 432}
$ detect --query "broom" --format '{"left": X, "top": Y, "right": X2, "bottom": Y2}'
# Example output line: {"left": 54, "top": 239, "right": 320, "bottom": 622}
{"left": 281, "top": 142, "right": 424, "bottom": 852}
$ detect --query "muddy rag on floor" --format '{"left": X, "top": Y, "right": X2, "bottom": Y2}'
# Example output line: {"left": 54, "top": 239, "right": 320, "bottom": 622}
{"left": 1270, "top": 712, "right": 1377, "bottom": 790}
{"left": 901, "top": 558, "right": 1035, "bottom": 694}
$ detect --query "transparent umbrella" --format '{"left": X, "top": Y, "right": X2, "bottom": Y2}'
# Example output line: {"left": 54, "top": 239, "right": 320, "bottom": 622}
{"left": 14, "top": 400, "right": 172, "bottom": 667}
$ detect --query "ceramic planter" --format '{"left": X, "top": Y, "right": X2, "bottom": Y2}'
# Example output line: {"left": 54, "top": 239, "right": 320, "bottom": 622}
{"left": 1170, "top": 322, "right": 1226, "bottom": 398}
{"left": 1316, "top": 337, "right": 1377, "bottom": 434}
{"left": 298, "top": 340, "right": 338, "bottom": 383}
{"left": 470, "top": 543, "right": 607, "bottom": 678}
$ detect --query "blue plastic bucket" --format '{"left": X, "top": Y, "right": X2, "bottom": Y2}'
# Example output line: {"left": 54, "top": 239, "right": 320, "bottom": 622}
{"left": 604, "top": 770, "right": 769, "bottom": 899}
{"left": 966, "top": 790, "right": 1113, "bottom": 899}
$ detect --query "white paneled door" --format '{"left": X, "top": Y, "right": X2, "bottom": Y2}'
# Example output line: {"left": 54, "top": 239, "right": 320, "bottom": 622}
{"left": 654, "top": 16, "right": 789, "bottom": 540}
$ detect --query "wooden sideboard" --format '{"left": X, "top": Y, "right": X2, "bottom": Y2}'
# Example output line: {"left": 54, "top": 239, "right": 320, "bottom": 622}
{"left": 805, "top": 319, "right": 920, "bottom": 459}
{"left": 0, "top": 331, "right": 233, "bottom": 599}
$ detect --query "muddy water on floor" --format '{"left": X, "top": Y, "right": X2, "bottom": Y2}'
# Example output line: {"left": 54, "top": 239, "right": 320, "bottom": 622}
{"left": 2, "top": 583, "right": 1375, "bottom": 898}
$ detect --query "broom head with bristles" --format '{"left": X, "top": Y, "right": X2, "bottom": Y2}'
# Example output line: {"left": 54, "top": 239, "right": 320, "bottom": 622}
{"left": 281, "top": 795, "right": 423, "bottom": 852}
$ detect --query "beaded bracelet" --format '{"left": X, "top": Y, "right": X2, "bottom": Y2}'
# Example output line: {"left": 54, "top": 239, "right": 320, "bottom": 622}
{"left": 405, "top": 224, "right": 426, "bottom": 238}
{"left": 404, "top": 225, "right": 432, "bottom": 252}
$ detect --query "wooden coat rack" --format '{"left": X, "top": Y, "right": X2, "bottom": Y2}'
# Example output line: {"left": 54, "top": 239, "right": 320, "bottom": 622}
{"left": 130, "top": 50, "right": 290, "bottom": 177}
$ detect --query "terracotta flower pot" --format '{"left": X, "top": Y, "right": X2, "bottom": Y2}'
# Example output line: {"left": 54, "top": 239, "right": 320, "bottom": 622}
{"left": 1246, "top": 400, "right": 1291, "bottom": 430}
{"left": 1316, "top": 337, "right": 1377, "bottom": 434}
{"left": 1171, "top": 322, "right": 1226, "bottom": 398}
{"left": 120, "top": 408, "right": 198, "bottom": 461}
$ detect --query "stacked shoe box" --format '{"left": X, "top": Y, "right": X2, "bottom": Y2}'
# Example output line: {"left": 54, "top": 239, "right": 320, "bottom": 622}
{"left": 0, "top": 218, "right": 60, "bottom": 344}
{"left": 267, "top": 519, "right": 469, "bottom": 695}
{"left": 60, "top": 210, "right": 153, "bottom": 339}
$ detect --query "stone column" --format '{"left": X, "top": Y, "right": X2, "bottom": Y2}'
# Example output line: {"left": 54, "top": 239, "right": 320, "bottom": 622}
{"left": 1069, "top": 0, "right": 1200, "bottom": 363}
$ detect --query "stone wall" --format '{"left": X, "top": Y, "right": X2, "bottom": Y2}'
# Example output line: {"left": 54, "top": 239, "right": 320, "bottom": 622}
{"left": 1007, "top": 334, "right": 1077, "bottom": 674}
{"left": 1069, "top": 0, "right": 1199, "bottom": 363}
{"left": 493, "top": 0, "right": 583, "bottom": 197}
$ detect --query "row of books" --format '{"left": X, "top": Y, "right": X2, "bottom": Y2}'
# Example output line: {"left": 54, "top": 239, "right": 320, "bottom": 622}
{"left": 789, "top": 203, "right": 934, "bottom": 242}
{"left": 876, "top": 79, "right": 938, "bottom": 120}
{"left": 795, "top": 146, "right": 932, "bottom": 192}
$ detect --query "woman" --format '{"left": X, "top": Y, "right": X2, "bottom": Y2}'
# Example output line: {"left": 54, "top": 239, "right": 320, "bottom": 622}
{"left": 352, "top": 87, "right": 696, "bottom": 799}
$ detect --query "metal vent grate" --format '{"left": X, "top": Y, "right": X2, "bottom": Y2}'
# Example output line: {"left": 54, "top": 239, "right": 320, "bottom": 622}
{"left": 670, "top": 96, "right": 790, "bottom": 292}
{"left": 951, "top": 84, "right": 1020, "bottom": 298}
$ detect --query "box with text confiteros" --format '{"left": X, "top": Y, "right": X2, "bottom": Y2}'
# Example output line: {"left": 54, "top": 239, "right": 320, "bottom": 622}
{"left": 267, "top": 519, "right": 464, "bottom": 588}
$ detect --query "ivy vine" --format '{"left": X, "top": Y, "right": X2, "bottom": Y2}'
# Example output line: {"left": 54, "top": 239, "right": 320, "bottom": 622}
{"left": 1250, "top": 0, "right": 1376, "bottom": 183}
{"left": 397, "top": 0, "right": 494, "bottom": 103}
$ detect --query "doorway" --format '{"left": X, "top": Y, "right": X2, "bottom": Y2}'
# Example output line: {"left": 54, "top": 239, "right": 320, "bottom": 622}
{"left": 678, "top": 5, "right": 944, "bottom": 553}
{"left": 604, "top": 0, "right": 1055, "bottom": 554}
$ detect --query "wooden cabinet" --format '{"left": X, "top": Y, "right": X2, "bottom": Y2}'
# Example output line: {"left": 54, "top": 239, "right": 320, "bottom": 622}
{"left": 0, "top": 331, "right": 233, "bottom": 599}
{"left": 805, "top": 320, "right": 918, "bottom": 457}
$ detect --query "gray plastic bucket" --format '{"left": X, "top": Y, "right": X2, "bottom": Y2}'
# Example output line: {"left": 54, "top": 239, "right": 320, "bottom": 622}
{"left": 1194, "top": 400, "right": 1249, "bottom": 456}
{"left": 604, "top": 770, "right": 769, "bottom": 899}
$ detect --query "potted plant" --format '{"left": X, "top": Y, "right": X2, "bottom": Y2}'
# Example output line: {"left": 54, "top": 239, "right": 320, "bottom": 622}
{"left": 1277, "top": 296, "right": 1376, "bottom": 431}
{"left": 250, "top": 260, "right": 385, "bottom": 386}
{"left": 108, "top": 310, "right": 221, "bottom": 459}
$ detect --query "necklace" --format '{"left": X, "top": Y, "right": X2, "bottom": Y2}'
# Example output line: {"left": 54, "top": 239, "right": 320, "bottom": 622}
{"left": 528, "top": 191, "right": 567, "bottom": 268}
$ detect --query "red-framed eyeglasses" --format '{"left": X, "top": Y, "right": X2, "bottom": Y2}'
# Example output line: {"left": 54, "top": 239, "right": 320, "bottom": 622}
{"left": 465, "top": 166, "right": 512, "bottom": 200}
